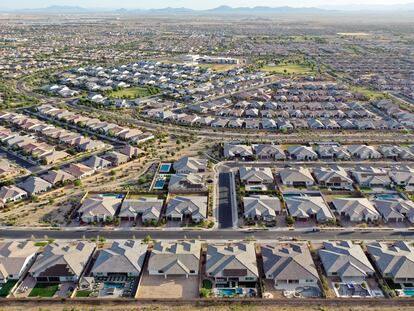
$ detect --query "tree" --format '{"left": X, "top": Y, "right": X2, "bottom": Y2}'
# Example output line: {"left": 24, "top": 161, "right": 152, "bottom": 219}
{"left": 285, "top": 215, "right": 295, "bottom": 226}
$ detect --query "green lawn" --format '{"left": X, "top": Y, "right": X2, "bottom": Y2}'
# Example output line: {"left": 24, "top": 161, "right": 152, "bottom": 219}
{"left": 261, "top": 64, "right": 314, "bottom": 75}
{"left": 108, "top": 86, "right": 160, "bottom": 99}
{"left": 75, "top": 290, "right": 92, "bottom": 297}
{"left": 34, "top": 241, "right": 49, "bottom": 247}
{"left": 0, "top": 280, "right": 17, "bottom": 297}
{"left": 28, "top": 283, "right": 59, "bottom": 297}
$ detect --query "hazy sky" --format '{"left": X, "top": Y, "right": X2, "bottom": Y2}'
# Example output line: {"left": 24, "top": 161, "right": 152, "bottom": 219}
{"left": 1, "top": 0, "right": 412, "bottom": 9}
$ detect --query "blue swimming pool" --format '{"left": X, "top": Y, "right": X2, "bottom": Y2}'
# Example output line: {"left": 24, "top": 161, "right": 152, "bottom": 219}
{"left": 153, "top": 178, "right": 166, "bottom": 190}
{"left": 375, "top": 194, "right": 401, "bottom": 200}
{"left": 104, "top": 282, "right": 125, "bottom": 289}
{"left": 403, "top": 288, "right": 414, "bottom": 297}
{"left": 217, "top": 288, "right": 243, "bottom": 296}
{"left": 159, "top": 163, "right": 172, "bottom": 173}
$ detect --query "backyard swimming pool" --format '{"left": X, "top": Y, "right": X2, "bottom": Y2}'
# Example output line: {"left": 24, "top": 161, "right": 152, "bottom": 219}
{"left": 216, "top": 288, "right": 243, "bottom": 296}
{"left": 159, "top": 163, "right": 172, "bottom": 173}
{"left": 153, "top": 178, "right": 166, "bottom": 190}
{"left": 403, "top": 288, "right": 414, "bottom": 297}
{"left": 375, "top": 194, "right": 401, "bottom": 200}
{"left": 104, "top": 282, "right": 125, "bottom": 289}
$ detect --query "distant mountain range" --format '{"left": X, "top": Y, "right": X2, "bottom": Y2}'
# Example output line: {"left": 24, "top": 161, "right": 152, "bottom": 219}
{"left": 3, "top": 4, "right": 414, "bottom": 14}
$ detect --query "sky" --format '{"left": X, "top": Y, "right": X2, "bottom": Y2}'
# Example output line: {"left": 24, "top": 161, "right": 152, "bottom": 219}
{"left": 1, "top": 0, "right": 412, "bottom": 10}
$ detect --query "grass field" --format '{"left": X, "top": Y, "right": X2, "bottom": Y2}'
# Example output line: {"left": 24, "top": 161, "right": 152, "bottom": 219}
{"left": 261, "top": 64, "right": 314, "bottom": 75}
{"left": 108, "top": 86, "right": 160, "bottom": 99}
{"left": 28, "top": 283, "right": 59, "bottom": 297}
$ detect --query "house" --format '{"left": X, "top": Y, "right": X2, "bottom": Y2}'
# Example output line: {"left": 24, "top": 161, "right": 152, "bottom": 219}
{"left": 41, "top": 170, "right": 76, "bottom": 186}
{"left": 103, "top": 151, "right": 129, "bottom": 166}
{"left": 312, "top": 166, "right": 353, "bottom": 190}
{"left": 206, "top": 243, "right": 258, "bottom": 287}
{"left": 243, "top": 195, "right": 281, "bottom": 222}
{"left": 253, "top": 144, "right": 286, "bottom": 160}
{"left": 168, "top": 173, "right": 207, "bottom": 193}
{"left": 173, "top": 157, "right": 207, "bottom": 174}
{"left": 166, "top": 196, "right": 207, "bottom": 223}
{"left": 82, "top": 156, "right": 112, "bottom": 170}
{"left": 118, "top": 197, "right": 163, "bottom": 222}
{"left": 367, "top": 241, "right": 414, "bottom": 284}
{"left": 148, "top": 241, "right": 201, "bottom": 278}
{"left": 77, "top": 194, "right": 123, "bottom": 223}
{"left": 347, "top": 145, "right": 381, "bottom": 159}
{"left": 90, "top": 240, "right": 147, "bottom": 277}
{"left": 239, "top": 167, "right": 274, "bottom": 185}
{"left": 316, "top": 145, "right": 351, "bottom": 160}
{"left": 279, "top": 167, "right": 315, "bottom": 187}
{"left": 119, "top": 145, "right": 143, "bottom": 159}
{"left": 389, "top": 166, "right": 414, "bottom": 189}
{"left": 319, "top": 241, "right": 375, "bottom": 282}
{"left": 29, "top": 241, "right": 95, "bottom": 282}
{"left": 373, "top": 197, "right": 414, "bottom": 223}
{"left": 0, "top": 185, "right": 27, "bottom": 204}
{"left": 17, "top": 176, "right": 52, "bottom": 195}
{"left": 351, "top": 166, "right": 392, "bottom": 189}
{"left": 223, "top": 144, "right": 253, "bottom": 160}
{"left": 261, "top": 243, "right": 319, "bottom": 290}
{"left": 332, "top": 198, "right": 380, "bottom": 222}
{"left": 42, "top": 150, "right": 69, "bottom": 165}
{"left": 64, "top": 163, "right": 95, "bottom": 179}
{"left": 0, "top": 241, "right": 38, "bottom": 284}
{"left": 287, "top": 146, "right": 318, "bottom": 161}
{"left": 285, "top": 194, "right": 334, "bottom": 222}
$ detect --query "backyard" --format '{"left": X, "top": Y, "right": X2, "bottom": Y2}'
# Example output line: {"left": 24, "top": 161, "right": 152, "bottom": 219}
{"left": 28, "top": 283, "right": 59, "bottom": 297}
{"left": 0, "top": 280, "right": 17, "bottom": 297}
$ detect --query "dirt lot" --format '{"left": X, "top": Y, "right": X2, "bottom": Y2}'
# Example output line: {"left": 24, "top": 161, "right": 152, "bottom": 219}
{"left": 137, "top": 274, "right": 199, "bottom": 299}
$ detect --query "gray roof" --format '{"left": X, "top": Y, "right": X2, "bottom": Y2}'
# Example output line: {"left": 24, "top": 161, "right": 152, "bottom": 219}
{"left": 312, "top": 166, "right": 353, "bottom": 185}
{"left": 206, "top": 243, "right": 258, "bottom": 278}
{"left": 17, "top": 176, "right": 52, "bottom": 195}
{"left": 29, "top": 241, "right": 95, "bottom": 278}
{"left": 83, "top": 156, "right": 111, "bottom": 169}
{"left": 223, "top": 144, "right": 253, "bottom": 158}
{"left": 332, "top": 198, "right": 380, "bottom": 221}
{"left": 279, "top": 167, "right": 314, "bottom": 184}
{"left": 78, "top": 195, "right": 123, "bottom": 218}
{"left": 285, "top": 195, "right": 334, "bottom": 222}
{"left": 239, "top": 167, "right": 274, "bottom": 184}
{"left": 0, "top": 185, "right": 27, "bottom": 202}
{"left": 166, "top": 196, "right": 207, "bottom": 220}
{"left": 148, "top": 241, "right": 201, "bottom": 275}
{"left": 319, "top": 241, "right": 374, "bottom": 279}
{"left": 367, "top": 241, "right": 414, "bottom": 280}
{"left": 118, "top": 197, "right": 163, "bottom": 219}
{"left": 243, "top": 195, "right": 281, "bottom": 218}
{"left": 261, "top": 243, "right": 319, "bottom": 281}
{"left": 91, "top": 240, "right": 147, "bottom": 275}
{"left": 0, "top": 241, "right": 38, "bottom": 280}
{"left": 173, "top": 156, "right": 207, "bottom": 173}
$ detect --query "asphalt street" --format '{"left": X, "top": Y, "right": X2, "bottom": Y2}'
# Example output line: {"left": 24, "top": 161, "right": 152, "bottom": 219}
{"left": 218, "top": 172, "right": 234, "bottom": 228}
{"left": 1, "top": 228, "right": 414, "bottom": 241}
